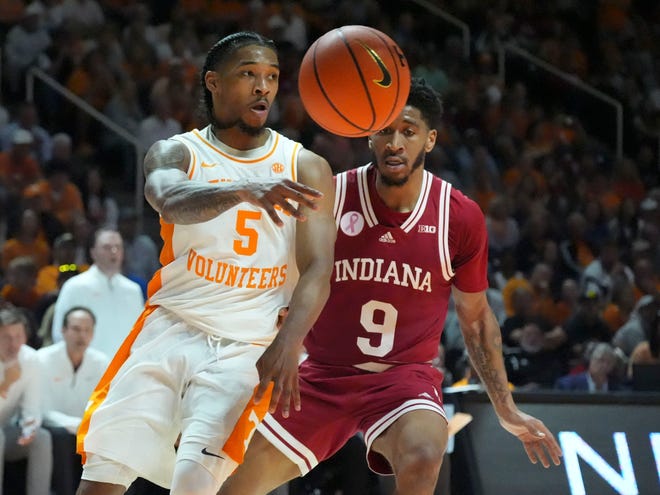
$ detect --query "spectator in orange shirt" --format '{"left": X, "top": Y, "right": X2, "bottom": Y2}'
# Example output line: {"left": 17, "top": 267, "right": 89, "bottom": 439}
{"left": 558, "top": 211, "right": 595, "bottom": 280}
{"left": 602, "top": 278, "right": 636, "bottom": 334}
{"left": 528, "top": 262, "right": 560, "bottom": 326}
{"left": 35, "top": 232, "right": 88, "bottom": 296}
{"left": 1, "top": 208, "right": 51, "bottom": 272}
{"left": 22, "top": 158, "right": 84, "bottom": 230}
{"left": 0, "top": 129, "right": 42, "bottom": 199}
{"left": 502, "top": 153, "right": 547, "bottom": 197}
{"left": 554, "top": 278, "right": 580, "bottom": 326}
{"left": 0, "top": 256, "right": 41, "bottom": 317}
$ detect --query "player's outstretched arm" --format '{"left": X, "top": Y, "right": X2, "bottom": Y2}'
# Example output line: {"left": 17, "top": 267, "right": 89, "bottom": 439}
{"left": 143, "top": 139, "right": 323, "bottom": 225}
{"left": 452, "top": 287, "right": 563, "bottom": 468}
{"left": 253, "top": 149, "right": 336, "bottom": 417}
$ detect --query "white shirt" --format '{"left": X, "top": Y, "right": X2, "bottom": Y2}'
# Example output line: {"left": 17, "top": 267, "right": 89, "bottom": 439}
{"left": 586, "top": 373, "right": 609, "bottom": 393}
{"left": 0, "top": 345, "right": 42, "bottom": 428}
{"left": 138, "top": 115, "right": 182, "bottom": 151}
{"left": 51, "top": 265, "right": 145, "bottom": 357}
{"left": 4, "top": 24, "right": 51, "bottom": 70}
{"left": 37, "top": 342, "right": 109, "bottom": 433}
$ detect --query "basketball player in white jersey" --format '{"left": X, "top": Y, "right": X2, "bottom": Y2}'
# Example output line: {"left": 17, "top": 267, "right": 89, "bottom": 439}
{"left": 217, "top": 78, "right": 562, "bottom": 495}
{"left": 75, "top": 32, "right": 336, "bottom": 495}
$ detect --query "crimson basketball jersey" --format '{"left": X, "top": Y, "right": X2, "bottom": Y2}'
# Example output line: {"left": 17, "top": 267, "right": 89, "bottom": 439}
{"left": 304, "top": 164, "right": 489, "bottom": 367}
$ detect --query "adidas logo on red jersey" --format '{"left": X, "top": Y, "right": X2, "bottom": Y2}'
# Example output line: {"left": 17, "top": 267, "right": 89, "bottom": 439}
{"left": 378, "top": 232, "right": 396, "bottom": 244}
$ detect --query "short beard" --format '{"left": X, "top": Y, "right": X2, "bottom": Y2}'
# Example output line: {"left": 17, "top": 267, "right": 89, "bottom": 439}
{"left": 213, "top": 117, "right": 265, "bottom": 138}
{"left": 379, "top": 149, "right": 425, "bottom": 187}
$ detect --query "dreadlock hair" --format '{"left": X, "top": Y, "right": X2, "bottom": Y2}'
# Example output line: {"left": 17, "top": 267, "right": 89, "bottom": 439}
{"left": 200, "top": 32, "right": 277, "bottom": 127}
{"left": 406, "top": 77, "right": 444, "bottom": 130}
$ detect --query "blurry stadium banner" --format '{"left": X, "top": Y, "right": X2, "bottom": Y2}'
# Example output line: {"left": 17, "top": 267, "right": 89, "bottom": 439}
{"left": 447, "top": 391, "right": 660, "bottom": 495}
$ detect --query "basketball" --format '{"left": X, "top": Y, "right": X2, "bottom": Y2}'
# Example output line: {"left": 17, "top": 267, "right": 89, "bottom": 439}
{"left": 298, "top": 25, "right": 411, "bottom": 137}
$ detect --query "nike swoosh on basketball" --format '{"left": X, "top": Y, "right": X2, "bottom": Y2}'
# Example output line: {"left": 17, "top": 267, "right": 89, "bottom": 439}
{"left": 201, "top": 447, "right": 224, "bottom": 459}
{"left": 358, "top": 41, "right": 392, "bottom": 88}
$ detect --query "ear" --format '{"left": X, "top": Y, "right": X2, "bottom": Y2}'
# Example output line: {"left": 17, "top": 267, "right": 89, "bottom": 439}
{"left": 425, "top": 129, "right": 437, "bottom": 153}
{"left": 204, "top": 70, "right": 219, "bottom": 93}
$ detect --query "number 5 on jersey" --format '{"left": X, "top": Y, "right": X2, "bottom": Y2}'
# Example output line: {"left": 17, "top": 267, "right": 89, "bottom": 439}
{"left": 234, "top": 210, "right": 262, "bottom": 256}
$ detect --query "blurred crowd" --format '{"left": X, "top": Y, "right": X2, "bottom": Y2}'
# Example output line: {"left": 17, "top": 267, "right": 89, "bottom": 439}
{"left": 0, "top": 1, "right": 659, "bottom": 494}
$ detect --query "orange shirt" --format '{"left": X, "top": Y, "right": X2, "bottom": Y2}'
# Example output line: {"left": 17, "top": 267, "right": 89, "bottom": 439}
{"left": 0, "top": 285, "right": 41, "bottom": 311}
{"left": 554, "top": 301, "right": 576, "bottom": 326}
{"left": 0, "top": 152, "right": 42, "bottom": 193}
{"left": 632, "top": 283, "right": 660, "bottom": 303}
{"left": 502, "top": 277, "right": 533, "bottom": 317}
{"left": 1, "top": 238, "right": 51, "bottom": 271}
{"left": 0, "top": 0, "right": 24, "bottom": 24}
{"left": 35, "top": 263, "right": 89, "bottom": 295}
{"left": 575, "top": 240, "right": 595, "bottom": 267}
{"left": 533, "top": 294, "right": 559, "bottom": 326}
{"left": 23, "top": 180, "right": 84, "bottom": 228}
{"left": 473, "top": 189, "right": 497, "bottom": 214}
{"left": 602, "top": 303, "right": 627, "bottom": 334}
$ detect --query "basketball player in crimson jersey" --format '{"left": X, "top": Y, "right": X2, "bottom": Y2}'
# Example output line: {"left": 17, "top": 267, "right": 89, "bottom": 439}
{"left": 218, "top": 78, "right": 562, "bottom": 495}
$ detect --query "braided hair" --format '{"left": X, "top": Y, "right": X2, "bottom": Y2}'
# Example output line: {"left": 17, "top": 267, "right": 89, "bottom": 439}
{"left": 200, "top": 32, "right": 277, "bottom": 127}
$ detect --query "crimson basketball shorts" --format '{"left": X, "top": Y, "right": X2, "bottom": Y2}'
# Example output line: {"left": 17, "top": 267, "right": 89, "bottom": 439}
{"left": 256, "top": 358, "right": 447, "bottom": 475}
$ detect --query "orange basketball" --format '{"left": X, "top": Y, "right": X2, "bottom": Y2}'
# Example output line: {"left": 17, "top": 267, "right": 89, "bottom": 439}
{"left": 298, "top": 25, "right": 411, "bottom": 137}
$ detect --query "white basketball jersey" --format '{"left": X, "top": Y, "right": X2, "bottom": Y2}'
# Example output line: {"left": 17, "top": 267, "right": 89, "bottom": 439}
{"left": 148, "top": 126, "right": 301, "bottom": 344}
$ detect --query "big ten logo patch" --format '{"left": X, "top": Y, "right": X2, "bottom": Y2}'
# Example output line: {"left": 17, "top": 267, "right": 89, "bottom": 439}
{"left": 271, "top": 162, "right": 285, "bottom": 174}
{"left": 418, "top": 224, "right": 436, "bottom": 234}
{"left": 340, "top": 211, "right": 365, "bottom": 236}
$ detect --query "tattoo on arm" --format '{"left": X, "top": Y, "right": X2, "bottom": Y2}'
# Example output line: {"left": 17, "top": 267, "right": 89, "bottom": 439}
{"left": 463, "top": 329, "right": 510, "bottom": 406}
{"left": 164, "top": 185, "right": 243, "bottom": 224}
{"left": 145, "top": 141, "right": 245, "bottom": 224}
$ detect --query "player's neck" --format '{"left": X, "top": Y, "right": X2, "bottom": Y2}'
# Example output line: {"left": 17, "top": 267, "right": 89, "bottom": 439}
{"left": 375, "top": 169, "right": 424, "bottom": 213}
{"left": 212, "top": 126, "right": 270, "bottom": 151}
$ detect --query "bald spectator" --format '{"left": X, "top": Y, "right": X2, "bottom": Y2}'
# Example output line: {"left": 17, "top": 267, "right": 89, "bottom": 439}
{"left": 37, "top": 306, "right": 109, "bottom": 495}
{"left": 51, "top": 228, "right": 144, "bottom": 357}
{"left": 51, "top": 133, "right": 73, "bottom": 162}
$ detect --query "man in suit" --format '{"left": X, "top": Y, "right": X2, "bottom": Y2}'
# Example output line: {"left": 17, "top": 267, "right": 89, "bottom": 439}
{"left": 555, "top": 342, "right": 622, "bottom": 392}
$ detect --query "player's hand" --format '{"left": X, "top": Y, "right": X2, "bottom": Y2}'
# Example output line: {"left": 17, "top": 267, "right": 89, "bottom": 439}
{"left": 253, "top": 336, "right": 302, "bottom": 418}
{"left": 499, "top": 410, "right": 563, "bottom": 468}
{"left": 239, "top": 178, "right": 323, "bottom": 226}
